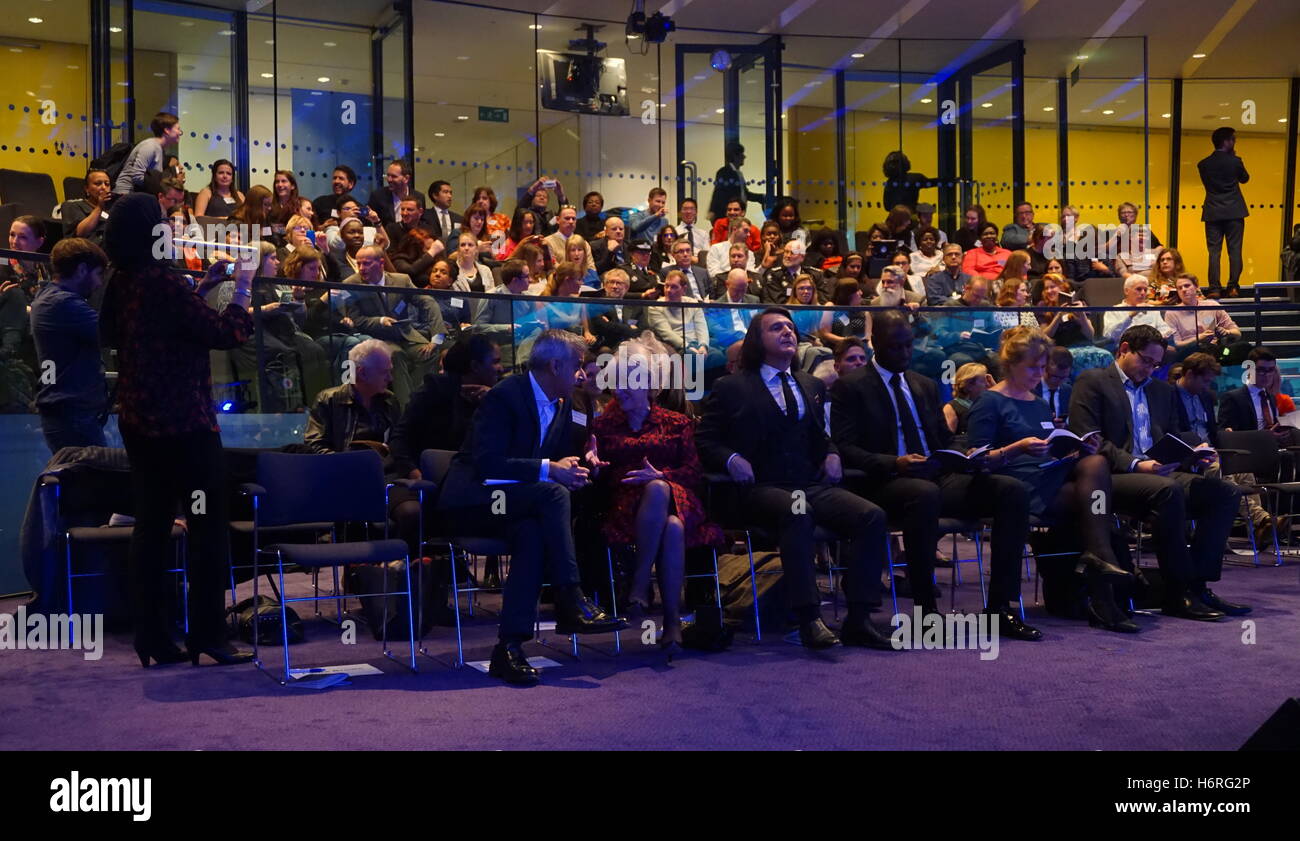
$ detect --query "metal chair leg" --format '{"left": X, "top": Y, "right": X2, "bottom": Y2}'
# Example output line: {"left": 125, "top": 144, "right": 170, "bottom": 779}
{"left": 744, "top": 530, "right": 761, "bottom": 641}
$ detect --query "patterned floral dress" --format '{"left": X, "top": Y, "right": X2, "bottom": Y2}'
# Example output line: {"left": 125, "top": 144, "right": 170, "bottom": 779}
{"left": 592, "top": 400, "right": 724, "bottom": 549}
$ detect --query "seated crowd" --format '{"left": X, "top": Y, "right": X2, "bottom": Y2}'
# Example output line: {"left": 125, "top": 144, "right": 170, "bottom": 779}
{"left": 7, "top": 112, "right": 1297, "bottom": 682}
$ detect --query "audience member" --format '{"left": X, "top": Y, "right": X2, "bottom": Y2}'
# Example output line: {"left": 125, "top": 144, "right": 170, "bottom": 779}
{"left": 576, "top": 191, "right": 606, "bottom": 240}
{"left": 1034, "top": 346, "right": 1074, "bottom": 424}
{"left": 368, "top": 160, "right": 426, "bottom": 227}
{"left": 953, "top": 204, "right": 987, "bottom": 252}
{"left": 924, "top": 243, "right": 969, "bottom": 305}
{"left": 1001, "top": 202, "right": 1035, "bottom": 250}
{"left": 942, "top": 362, "right": 990, "bottom": 438}
{"left": 708, "top": 142, "right": 763, "bottom": 222}
{"left": 269, "top": 170, "right": 301, "bottom": 225}
{"left": 311, "top": 165, "right": 357, "bottom": 222}
{"left": 60, "top": 170, "right": 112, "bottom": 245}
{"left": 1165, "top": 275, "right": 1246, "bottom": 364}
{"left": 1101, "top": 275, "right": 1175, "bottom": 348}
{"left": 113, "top": 112, "right": 181, "bottom": 195}
{"left": 424, "top": 180, "right": 461, "bottom": 241}
{"left": 629, "top": 187, "right": 672, "bottom": 243}
{"left": 590, "top": 215, "right": 627, "bottom": 274}
{"left": 660, "top": 237, "right": 710, "bottom": 300}
{"left": 1198, "top": 126, "right": 1249, "bottom": 298}
{"left": 710, "top": 198, "right": 762, "bottom": 250}
{"left": 707, "top": 216, "right": 757, "bottom": 278}
{"left": 961, "top": 222, "right": 1011, "bottom": 280}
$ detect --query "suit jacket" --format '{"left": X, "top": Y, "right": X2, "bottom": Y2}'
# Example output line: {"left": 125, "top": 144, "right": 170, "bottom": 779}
{"left": 1034, "top": 381, "right": 1073, "bottom": 421}
{"left": 367, "top": 187, "right": 428, "bottom": 227}
{"left": 1218, "top": 385, "right": 1275, "bottom": 432}
{"left": 591, "top": 238, "right": 626, "bottom": 275}
{"left": 659, "top": 263, "right": 711, "bottom": 300}
{"left": 1173, "top": 385, "right": 1219, "bottom": 448}
{"left": 438, "top": 372, "right": 585, "bottom": 508}
{"left": 1068, "top": 364, "right": 1182, "bottom": 472}
{"left": 758, "top": 265, "right": 824, "bottom": 305}
{"left": 1197, "top": 150, "right": 1249, "bottom": 222}
{"left": 422, "top": 206, "right": 463, "bottom": 241}
{"left": 303, "top": 383, "right": 400, "bottom": 463}
{"left": 709, "top": 270, "right": 761, "bottom": 300}
{"left": 583, "top": 290, "right": 641, "bottom": 350}
{"left": 341, "top": 272, "right": 445, "bottom": 345}
{"left": 923, "top": 268, "right": 970, "bottom": 305}
{"left": 830, "top": 365, "right": 952, "bottom": 487}
{"left": 707, "top": 164, "right": 763, "bottom": 221}
{"left": 696, "top": 367, "right": 835, "bottom": 486}
{"left": 620, "top": 262, "right": 660, "bottom": 297}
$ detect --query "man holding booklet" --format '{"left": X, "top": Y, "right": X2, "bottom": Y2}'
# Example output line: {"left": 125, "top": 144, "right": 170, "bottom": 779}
{"left": 831, "top": 310, "right": 1042, "bottom": 641}
{"left": 1068, "top": 324, "right": 1246, "bottom": 622}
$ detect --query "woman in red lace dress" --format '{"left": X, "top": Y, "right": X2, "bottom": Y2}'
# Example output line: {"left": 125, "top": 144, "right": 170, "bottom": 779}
{"left": 591, "top": 340, "right": 722, "bottom": 652}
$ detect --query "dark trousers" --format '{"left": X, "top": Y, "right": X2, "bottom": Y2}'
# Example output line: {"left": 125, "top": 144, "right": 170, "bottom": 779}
{"left": 120, "top": 427, "right": 231, "bottom": 646}
{"left": 1205, "top": 218, "right": 1245, "bottom": 291}
{"left": 440, "top": 481, "right": 580, "bottom": 642}
{"left": 1111, "top": 471, "right": 1239, "bottom": 588}
{"left": 864, "top": 472, "right": 1030, "bottom": 609}
{"left": 39, "top": 407, "right": 107, "bottom": 454}
{"left": 743, "top": 483, "right": 886, "bottom": 619}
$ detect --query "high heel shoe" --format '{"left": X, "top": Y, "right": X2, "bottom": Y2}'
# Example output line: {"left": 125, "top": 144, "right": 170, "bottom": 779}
{"left": 187, "top": 639, "right": 254, "bottom": 666}
{"left": 1085, "top": 576, "right": 1139, "bottom": 634}
{"left": 134, "top": 639, "right": 189, "bottom": 668}
{"left": 659, "top": 638, "right": 683, "bottom": 663}
{"left": 1080, "top": 551, "right": 1131, "bottom": 580}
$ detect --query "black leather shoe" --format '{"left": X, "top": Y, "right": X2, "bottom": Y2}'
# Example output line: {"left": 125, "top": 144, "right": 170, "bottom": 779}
{"left": 839, "top": 613, "right": 896, "bottom": 650}
{"left": 1080, "top": 551, "right": 1131, "bottom": 580}
{"left": 1200, "top": 588, "right": 1251, "bottom": 616}
{"left": 187, "top": 639, "right": 254, "bottom": 666}
{"left": 798, "top": 617, "right": 840, "bottom": 649}
{"left": 555, "top": 590, "right": 627, "bottom": 635}
{"left": 134, "top": 637, "right": 188, "bottom": 668}
{"left": 986, "top": 608, "right": 1043, "bottom": 641}
{"left": 488, "top": 642, "right": 539, "bottom": 685}
{"left": 1087, "top": 599, "right": 1140, "bottom": 633}
{"left": 1163, "top": 594, "right": 1224, "bottom": 621}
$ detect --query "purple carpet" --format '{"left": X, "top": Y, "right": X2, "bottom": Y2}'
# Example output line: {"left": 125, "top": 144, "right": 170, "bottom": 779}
{"left": 2, "top": 549, "right": 1296, "bottom": 750}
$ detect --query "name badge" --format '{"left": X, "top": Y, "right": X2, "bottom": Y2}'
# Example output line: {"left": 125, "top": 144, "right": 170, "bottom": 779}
{"left": 837, "top": 314, "right": 850, "bottom": 326}
{"left": 973, "top": 319, "right": 985, "bottom": 328}
{"left": 263, "top": 226, "right": 274, "bottom": 237}
{"left": 100, "top": 210, "right": 110, "bottom": 220}
{"left": 450, "top": 297, "right": 464, "bottom": 308}
{"left": 1040, "top": 421, "right": 1056, "bottom": 430}
{"left": 571, "top": 411, "right": 588, "bottom": 427}
{"left": 432, "top": 333, "right": 445, "bottom": 345}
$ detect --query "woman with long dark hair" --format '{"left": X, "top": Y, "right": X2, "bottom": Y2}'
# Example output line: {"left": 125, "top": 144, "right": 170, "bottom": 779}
{"left": 269, "top": 169, "right": 301, "bottom": 225}
{"left": 101, "top": 193, "right": 257, "bottom": 667}
{"left": 953, "top": 204, "right": 988, "bottom": 251}
{"left": 193, "top": 159, "right": 243, "bottom": 218}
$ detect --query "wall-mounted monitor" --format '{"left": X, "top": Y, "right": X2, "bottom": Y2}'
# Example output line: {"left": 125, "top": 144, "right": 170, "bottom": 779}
{"left": 538, "top": 50, "right": 629, "bottom": 117}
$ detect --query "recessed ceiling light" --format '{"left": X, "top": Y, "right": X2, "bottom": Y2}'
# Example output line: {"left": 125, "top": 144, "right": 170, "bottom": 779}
{"left": 434, "top": 132, "right": 445, "bottom": 137}
{"left": 715, "top": 107, "right": 724, "bottom": 114}
{"left": 9, "top": 48, "right": 22, "bottom": 53}
{"left": 27, "top": 16, "right": 43, "bottom": 23}
{"left": 627, "top": 34, "right": 639, "bottom": 40}
{"left": 456, "top": 115, "right": 469, "bottom": 121}
{"left": 980, "top": 102, "right": 993, "bottom": 108}
{"left": 260, "top": 72, "right": 274, "bottom": 79}
{"left": 1042, "top": 106, "right": 1055, "bottom": 112}
{"left": 1102, "top": 109, "right": 1115, "bottom": 115}
{"left": 889, "top": 83, "right": 899, "bottom": 88}
{"left": 217, "top": 30, "right": 234, "bottom": 36}
{"left": 179, "top": 20, "right": 193, "bottom": 26}
{"left": 850, "top": 52, "right": 865, "bottom": 59}
{"left": 456, "top": 55, "right": 469, "bottom": 60}
{"left": 920, "top": 98, "right": 933, "bottom": 104}
{"left": 1075, "top": 54, "right": 1089, "bottom": 60}
{"left": 66, "top": 64, "right": 79, "bottom": 69}
{"left": 264, "top": 39, "right": 274, "bottom": 45}
{"left": 323, "top": 41, "right": 336, "bottom": 47}
{"left": 1161, "top": 112, "right": 1171, "bottom": 118}
{"left": 209, "top": 85, "right": 222, "bottom": 91}
{"left": 1080, "top": 108, "right": 1092, "bottom": 113}
{"left": 109, "top": 26, "right": 121, "bottom": 33}
{"left": 528, "top": 24, "right": 541, "bottom": 30}
{"left": 1192, "top": 53, "right": 1206, "bottom": 58}
{"left": 1281, "top": 118, "right": 1289, "bottom": 123}
{"left": 317, "top": 76, "right": 330, "bottom": 83}
{"left": 1219, "top": 115, "right": 1230, "bottom": 120}
{"left": 152, "top": 72, "right": 166, "bottom": 77}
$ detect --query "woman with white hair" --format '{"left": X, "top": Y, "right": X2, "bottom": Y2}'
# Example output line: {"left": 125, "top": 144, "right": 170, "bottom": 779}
{"left": 590, "top": 335, "right": 723, "bottom": 656}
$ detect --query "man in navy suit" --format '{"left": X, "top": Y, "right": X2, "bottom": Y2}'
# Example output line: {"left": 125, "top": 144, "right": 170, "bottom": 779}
{"left": 1034, "top": 346, "right": 1074, "bottom": 424}
{"left": 659, "top": 237, "right": 711, "bottom": 301}
{"left": 437, "top": 330, "right": 622, "bottom": 684}
{"left": 696, "top": 307, "right": 892, "bottom": 650}
{"left": 367, "top": 160, "right": 426, "bottom": 228}
{"left": 1197, "top": 126, "right": 1249, "bottom": 298}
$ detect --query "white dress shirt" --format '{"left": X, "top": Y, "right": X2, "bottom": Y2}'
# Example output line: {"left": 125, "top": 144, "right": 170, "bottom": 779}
{"left": 676, "top": 221, "right": 711, "bottom": 251}
{"left": 529, "top": 371, "right": 559, "bottom": 481}
{"left": 706, "top": 241, "right": 757, "bottom": 277}
{"left": 759, "top": 363, "right": 806, "bottom": 419}
{"left": 873, "top": 357, "right": 929, "bottom": 456}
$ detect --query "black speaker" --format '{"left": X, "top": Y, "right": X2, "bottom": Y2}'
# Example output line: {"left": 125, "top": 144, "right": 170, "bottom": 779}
{"left": 1240, "top": 699, "right": 1300, "bottom": 750}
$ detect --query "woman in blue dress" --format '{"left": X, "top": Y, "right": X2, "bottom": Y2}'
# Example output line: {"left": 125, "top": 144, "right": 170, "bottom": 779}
{"left": 966, "top": 325, "right": 1137, "bottom": 633}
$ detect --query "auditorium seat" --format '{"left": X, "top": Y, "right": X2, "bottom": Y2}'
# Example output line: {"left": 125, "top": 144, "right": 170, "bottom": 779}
{"left": 0, "top": 168, "right": 59, "bottom": 217}
{"left": 62, "top": 176, "right": 82, "bottom": 204}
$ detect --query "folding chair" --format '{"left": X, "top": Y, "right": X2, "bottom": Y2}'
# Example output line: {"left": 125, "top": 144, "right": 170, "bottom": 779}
{"left": 242, "top": 450, "right": 421, "bottom": 684}
{"left": 1220, "top": 430, "right": 1295, "bottom": 567}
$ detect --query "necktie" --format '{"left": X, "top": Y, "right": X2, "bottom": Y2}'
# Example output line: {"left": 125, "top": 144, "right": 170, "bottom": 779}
{"left": 440, "top": 209, "right": 450, "bottom": 235}
{"left": 1048, "top": 388, "right": 1058, "bottom": 417}
{"left": 891, "top": 373, "right": 925, "bottom": 455}
{"left": 778, "top": 372, "right": 799, "bottom": 421}
{"left": 1261, "top": 391, "right": 1275, "bottom": 428}
{"left": 686, "top": 226, "right": 695, "bottom": 248}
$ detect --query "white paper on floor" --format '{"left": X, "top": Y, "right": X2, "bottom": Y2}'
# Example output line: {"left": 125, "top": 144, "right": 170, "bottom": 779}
{"left": 536, "top": 621, "right": 557, "bottom": 631}
{"left": 290, "top": 663, "right": 383, "bottom": 681}
{"left": 466, "top": 656, "right": 562, "bottom": 674}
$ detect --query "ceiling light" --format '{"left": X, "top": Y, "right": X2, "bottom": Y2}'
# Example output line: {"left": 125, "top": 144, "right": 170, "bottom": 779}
{"left": 434, "top": 132, "right": 445, "bottom": 137}
{"left": 850, "top": 52, "right": 865, "bottom": 59}
{"left": 528, "top": 24, "right": 541, "bottom": 30}
{"left": 179, "top": 21, "right": 193, "bottom": 26}
{"left": 323, "top": 41, "right": 336, "bottom": 47}
{"left": 152, "top": 72, "right": 166, "bottom": 77}
{"left": 264, "top": 39, "right": 274, "bottom": 45}
{"left": 109, "top": 26, "right": 121, "bottom": 33}
{"left": 980, "top": 102, "right": 993, "bottom": 108}
{"left": 317, "top": 76, "right": 330, "bottom": 83}
{"left": 1191, "top": 53, "right": 1206, "bottom": 58}
{"left": 66, "top": 64, "right": 79, "bottom": 69}
{"left": 920, "top": 98, "right": 933, "bottom": 104}
{"left": 9, "top": 48, "right": 22, "bottom": 53}
{"left": 260, "top": 72, "right": 274, "bottom": 79}
{"left": 627, "top": 34, "right": 639, "bottom": 40}
{"left": 1080, "top": 108, "right": 1092, "bottom": 113}
{"left": 1219, "top": 115, "right": 1230, "bottom": 120}
{"left": 456, "top": 115, "right": 469, "bottom": 121}
{"left": 28, "top": 16, "right": 43, "bottom": 23}
{"left": 1161, "top": 112, "right": 1171, "bottom": 118}
{"left": 217, "top": 30, "right": 234, "bottom": 36}
{"left": 1042, "top": 106, "right": 1054, "bottom": 112}
{"left": 1075, "top": 54, "right": 1088, "bottom": 60}
{"left": 456, "top": 55, "right": 469, "bottom": 60}
{"left": 1280, "top": 118, "right": 1288, "bottom": 123}
{"left": 1102, "top": 109, "right": 1115, "bottom": 115}
{"left": 715, "top": 107, "right": 724, "bottom": 114}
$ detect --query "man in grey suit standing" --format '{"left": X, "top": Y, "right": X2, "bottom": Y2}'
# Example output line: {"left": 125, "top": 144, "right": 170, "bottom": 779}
{"left": 1197, "top": 126, "right": 1249, "bottom": 299}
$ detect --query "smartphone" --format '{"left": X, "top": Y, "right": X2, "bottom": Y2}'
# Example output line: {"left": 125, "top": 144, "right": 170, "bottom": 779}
{"left": 542, "top": 179, "right": 557, "bottom": 189}
{"left": 224, "top": 261, "right": 236, "bottom": 277}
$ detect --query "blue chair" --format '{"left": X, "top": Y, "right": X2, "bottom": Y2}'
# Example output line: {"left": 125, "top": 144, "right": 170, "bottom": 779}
{"left": 242, "top": 450, "right": 428, "bottom": 684}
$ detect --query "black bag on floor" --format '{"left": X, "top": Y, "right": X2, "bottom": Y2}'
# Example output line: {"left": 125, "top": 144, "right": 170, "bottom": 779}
{"left": 229, "top": 594, "right": 305, "bottom": 645}
{"left": 346, "top": 559, "right": 437, "bottom": 641}
{"left": 1033, "top": 527, "right": 1136, "bottom": 619}
{"left": 682, "top": 603, "right": 734, "bottom": 651}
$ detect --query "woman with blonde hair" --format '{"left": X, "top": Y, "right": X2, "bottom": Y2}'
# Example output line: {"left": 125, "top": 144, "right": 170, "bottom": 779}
{"left": 966, "top": 326, "right": 1136, "bottom": 633}
{"left": 993, "top": 278, "right": 1038, "bottom": 329}
{"left": 590, "top": 334, "right": 724, "bottom": 656}
{"left": 942, "top": 362, "right": 992, "bottom": 436}
{"left": 564, "top": 232, "right": 600, "bottom": 288}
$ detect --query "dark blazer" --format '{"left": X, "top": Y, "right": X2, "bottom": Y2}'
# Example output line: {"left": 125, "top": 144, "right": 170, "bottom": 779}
{"left": 1068, "top": 364, "right": 1181, "bottom": 472}
{"left": 367, "top": 187, "right": 428, "bottom": 227}
{"left": 303, "top": 384, "right": 400, "bottom": 460}
{"left": 389, "top": 371, "right": 477, "bottom": 477}
{"left": 759, "top": 264, "right": 825, "bottom": 305}
{"left": 438, "top": 372, "right": 585, "bottom": 508}
{"left": 659, "top": 263, "right": 711, "bottom": 300}
{"left": 619, "top": 262, "right": 659, "bottom": 297}
{"left": 1197, "top": 150, "right": 1249, "bottom": 222}
{"left": 1173, "top": 386, "right": 1220, "bottom": 448}
{"left": 421, "top": 206, "right": 463, "bottom": 241}
{"left": 312, "top": 193, "right": 344, "bottom": 223}
{"left": 707, "top": 164, "right": 763, "bottom": 221}
{"left": 1218, "top": 385, "right": 1274, "bottom": 432}
{"left": 696, "top": 367, "right": 835, "bottom": 486}
{"left": 340, "top": 272, "right": 445, "bottom": 345}
{"left": 709, "top": 270, "right": 761, "bottom": 300}
{"left": 584, "top": 291, "right": 641, "bottom": 350}
{"left": 1034, "top": 381, "right": 1073, "bottom": 421}
{"left": 591, "top": 239, "right": 626, "bottom": 275}
{"left": 830, "top": 365, "right": 952, "bottom": 487}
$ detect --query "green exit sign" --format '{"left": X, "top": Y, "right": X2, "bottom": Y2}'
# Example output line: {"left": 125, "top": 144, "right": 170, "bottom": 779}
{"left": 478, "top": 106, "right": 509, "bottom": 123}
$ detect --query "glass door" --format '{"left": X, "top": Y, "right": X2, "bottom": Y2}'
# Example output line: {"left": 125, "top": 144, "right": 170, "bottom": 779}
{"left": 675, "top": 36, "right": 781, "bottom": 224}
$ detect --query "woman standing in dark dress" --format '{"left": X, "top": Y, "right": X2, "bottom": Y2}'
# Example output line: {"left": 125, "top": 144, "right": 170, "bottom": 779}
{"left": 102, "top": 192, "right": 257, "bottom": 667}
{"left": 965, "top": 326, "right": 1136, "bottom": 633}
{"left": 591, "top": 337, "right": 723, "bottom": 653}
